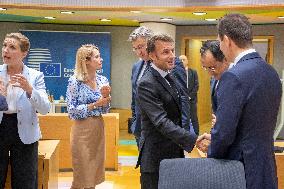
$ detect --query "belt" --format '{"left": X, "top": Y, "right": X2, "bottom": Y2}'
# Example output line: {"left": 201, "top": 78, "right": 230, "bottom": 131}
{"left": 3, "top": 113, "right": 17, "bottom": 118}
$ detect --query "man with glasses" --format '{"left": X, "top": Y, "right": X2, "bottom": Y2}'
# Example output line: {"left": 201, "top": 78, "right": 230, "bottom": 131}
{"left": 200, "top": 40, "right": 229, "bottom": 113}
{"left": 128, "top": 26, "right": 153, "bottom": 147}
{"left": 198, "top": 14, "right": 281, "bottom": 189}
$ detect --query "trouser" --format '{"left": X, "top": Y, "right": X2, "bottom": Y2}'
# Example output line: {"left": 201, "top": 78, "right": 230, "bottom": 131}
{"left": 140, "top": 172, "right": 159, "bottom": 189}
{"left": 0, "top": 113, "right": 38, "bottom": 189}
{"left": 190, "top": 101, "right": 199, "bottom": 135}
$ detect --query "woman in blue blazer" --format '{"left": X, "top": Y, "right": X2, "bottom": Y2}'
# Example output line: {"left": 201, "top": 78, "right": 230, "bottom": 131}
{"left": 0, "top": 33, "right": 50, "bottom": 188}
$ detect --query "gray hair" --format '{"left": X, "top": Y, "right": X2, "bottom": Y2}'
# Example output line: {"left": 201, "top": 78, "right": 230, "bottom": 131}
{"left": 128, "top": 26, "right": 154, "bottom": 42}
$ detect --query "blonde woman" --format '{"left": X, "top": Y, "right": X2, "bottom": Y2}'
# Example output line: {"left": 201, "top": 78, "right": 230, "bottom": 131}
{"left": 66, "top": 44, "right": 111, "bottom": 189}
{"left": 0, "top": 32, "right": 50, "bottom": 188}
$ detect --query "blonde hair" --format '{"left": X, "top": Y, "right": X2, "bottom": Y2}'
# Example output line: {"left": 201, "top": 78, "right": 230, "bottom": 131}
{"left": 5, "top": 32, "right": 30, "bottom": 52}
{"left": 74, "top": 44, "right": 99, "bottom": 81}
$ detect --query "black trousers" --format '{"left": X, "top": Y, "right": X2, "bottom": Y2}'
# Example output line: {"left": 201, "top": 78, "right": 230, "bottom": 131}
{"left": 140, "top": 172, "right": 159, "bottom": 189}
{"left": 0, "top": 114, "right": 38, "bottom": 189}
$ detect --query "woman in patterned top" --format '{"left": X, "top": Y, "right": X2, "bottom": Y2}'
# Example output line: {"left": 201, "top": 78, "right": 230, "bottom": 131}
{"left": 66, "top": 44, "right": 111, "bottom": 189}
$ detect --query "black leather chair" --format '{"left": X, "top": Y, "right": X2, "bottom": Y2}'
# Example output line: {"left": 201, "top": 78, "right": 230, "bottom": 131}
{"left": 158, "top": 158, "right": 246, "bottom": 189}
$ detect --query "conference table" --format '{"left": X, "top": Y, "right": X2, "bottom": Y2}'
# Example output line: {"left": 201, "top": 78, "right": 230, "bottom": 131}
{"left": 38, "top": 113, "right": 119, "bottom": 170}
{"left": 6, "top": 140, "right": 60, "bottom": 189}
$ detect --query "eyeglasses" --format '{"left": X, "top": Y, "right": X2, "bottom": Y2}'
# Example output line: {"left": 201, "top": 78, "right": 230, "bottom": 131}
{"left": 202, "top": 65, "right": 216, "bottom": 72}
{"left": 132, "top": 44, "right": 146, "bottom": 52}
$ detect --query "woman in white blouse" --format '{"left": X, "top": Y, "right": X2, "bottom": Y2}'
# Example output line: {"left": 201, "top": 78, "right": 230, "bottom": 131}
{"left": 0, "top": 33, "right": 50, "bottom": 188}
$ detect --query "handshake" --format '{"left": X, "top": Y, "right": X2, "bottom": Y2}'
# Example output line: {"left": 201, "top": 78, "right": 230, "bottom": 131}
{"left": 195, "top": 113, "right": 216, "bottom": 153}
{"left": 195, "top": 133, "right": 211, "bottom": 153}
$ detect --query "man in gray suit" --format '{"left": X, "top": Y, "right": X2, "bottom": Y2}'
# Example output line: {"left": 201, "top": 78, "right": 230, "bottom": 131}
{"left": 136, "top": 34, "right": 197, "bottom": 189}
{"left": 198, "top": 14, "right": 281, "bottom": 189}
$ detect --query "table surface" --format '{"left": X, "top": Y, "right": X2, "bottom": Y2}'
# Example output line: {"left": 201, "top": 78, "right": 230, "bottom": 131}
{"left": 38, "top": 140, "right": 60, "bottom": 159}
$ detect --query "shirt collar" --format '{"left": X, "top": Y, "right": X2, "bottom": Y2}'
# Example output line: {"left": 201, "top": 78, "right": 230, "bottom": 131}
{"left": 231, "top": 48, "right": 256, "bottom": 68}
{"left": 151, "top": 64, "right": 169, "bottom": 78}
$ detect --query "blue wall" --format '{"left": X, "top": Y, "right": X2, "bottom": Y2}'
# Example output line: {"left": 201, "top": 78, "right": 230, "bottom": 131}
{"left": 22, "top": 30, "right": 111, "bottom": 99}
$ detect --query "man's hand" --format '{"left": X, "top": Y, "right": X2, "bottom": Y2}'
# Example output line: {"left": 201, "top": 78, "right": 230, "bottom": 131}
{"left": 196, "top": 133, "right": 211, "bottom": 153}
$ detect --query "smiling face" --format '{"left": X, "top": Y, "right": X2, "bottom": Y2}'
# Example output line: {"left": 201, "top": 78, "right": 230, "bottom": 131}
{"left": 2, "top": 37, "right": 27, "bottom": 65}
{"left": 149, "top": 40, "right": 175, "bottom": 71}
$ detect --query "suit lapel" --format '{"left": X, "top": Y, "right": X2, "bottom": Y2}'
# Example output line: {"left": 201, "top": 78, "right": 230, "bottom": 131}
{"left": 151, "top": 67, "right": 181, "bottom": 111}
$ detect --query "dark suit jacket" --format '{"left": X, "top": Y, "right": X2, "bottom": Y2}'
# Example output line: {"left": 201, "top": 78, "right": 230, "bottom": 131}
{"left": 131, "top": 58, "right": 191, "bottom": 136}
{"left": 186, "top": 69, "right": 199, "bottom": 103}
{"left": 171, "top": 57, "right": 192, "bottom": 131}
{"left": 136, "top": 67, "right": 197, "bottom": 173}
{"left": 208, "top": 52, "right": 282, "bottom": 189}
{"left": 210, "top": 78, "right": 218, "bottom": 113}
{"left": 130, "top": 59, "right": 146, "bottom": 137}
{"left": 0, "top": 94, "right": 8, "bottom": 111}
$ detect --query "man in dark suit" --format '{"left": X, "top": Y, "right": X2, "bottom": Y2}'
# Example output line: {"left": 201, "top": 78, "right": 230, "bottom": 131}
{"left": 136, "top": 34, "right": 197, "bottom": 189}
{"left": 198, "top": 14, "right": 282, "bottom": 189}
{"left": 179, "top": 55, "right": 199, "bottom": 134}
{"left": 129, "top": 26, "right": 154, "bottom": 145}
{"left": 200, "top": 40, "right": 229, "bottom": 114}
{"left": 129, "top": 27, "right": 191, "bottom": 148}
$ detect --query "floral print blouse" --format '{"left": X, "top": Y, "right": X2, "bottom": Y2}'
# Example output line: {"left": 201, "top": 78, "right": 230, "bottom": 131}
{"left": 66, "top": 74, "right": 110, "bottom": 120}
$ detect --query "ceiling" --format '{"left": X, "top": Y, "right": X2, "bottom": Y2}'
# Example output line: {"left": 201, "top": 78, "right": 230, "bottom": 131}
{"left": 1, "top": 4, "right": 284, "bottom": 26}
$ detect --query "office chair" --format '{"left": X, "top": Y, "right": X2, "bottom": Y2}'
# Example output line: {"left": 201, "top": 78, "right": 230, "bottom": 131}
{"left": 158, "top": 158, "right": 246, "bottom": 189}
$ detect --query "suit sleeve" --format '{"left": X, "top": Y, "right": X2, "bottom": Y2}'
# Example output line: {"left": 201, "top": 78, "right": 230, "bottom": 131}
{"left": 131, "top": 64, "right": 137, "bottom": 119}
{"left": 137, "top": 79, "right": 197, "bottom": 152}
{"left": 208, "top": 72, "right": 245, "bottom": 158}
{"left": 0, "top": 94, "right": 8, "bottom": 111}
{"left": 28, "top": 72, "right": 51, "bottom": 115}
{"left": 172, "top": 58, "right": 188, "bottom": 93}
{"left": 189, "top": 70, "right": 199, "bottom": 100}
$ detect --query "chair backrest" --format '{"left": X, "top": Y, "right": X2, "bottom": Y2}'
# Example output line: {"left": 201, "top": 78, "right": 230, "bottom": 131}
{"left": 158, "top": 158, "right": 246, "bottom": 189}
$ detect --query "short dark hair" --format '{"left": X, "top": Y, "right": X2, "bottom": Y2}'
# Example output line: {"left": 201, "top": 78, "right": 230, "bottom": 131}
{"left": 147, "top": 34, "right": 174, "bottom": 53}
{"left": 200, "top": 40, "right": 225, "bottom": 62}
{"left": 217, "top": 13, "right": 253, "bottom": 48}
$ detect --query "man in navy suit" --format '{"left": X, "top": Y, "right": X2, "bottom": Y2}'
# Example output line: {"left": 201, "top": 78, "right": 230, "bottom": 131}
{"left": 198, "top": 14, "right": 282, "bottom": 189}
{"left": 200, "top": 40, "right": 229, "bottom": 114}
{"left": 129, "top": 26, "right": 154, "bottom": 145}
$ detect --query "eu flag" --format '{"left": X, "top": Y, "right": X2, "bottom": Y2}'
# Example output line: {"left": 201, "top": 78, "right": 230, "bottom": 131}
{"left": 40, "top": 63, "right": 61, "bottom": 77}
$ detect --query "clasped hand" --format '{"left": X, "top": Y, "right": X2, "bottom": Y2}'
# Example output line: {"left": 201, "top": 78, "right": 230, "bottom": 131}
{"left": 96, "top": 85, "right": 111, "bottom": 106}
{"left": 196, "top": 133, "right": 211, "bottom": 153}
